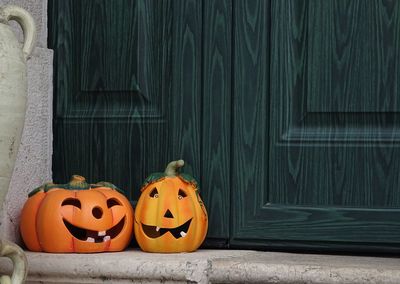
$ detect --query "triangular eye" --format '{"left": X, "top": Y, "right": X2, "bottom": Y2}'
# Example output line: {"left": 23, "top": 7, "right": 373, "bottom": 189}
{"left": 107, "top": 198, "right": 121, "bottom": 208}
{"left": 62, "top": 198, "right": 81, "bottom": 208}
{"left": 149, "top": 188, "right": 159, "bottom": 198}
{"left": 178, "top": 189, "right": 187, "bottom": 200}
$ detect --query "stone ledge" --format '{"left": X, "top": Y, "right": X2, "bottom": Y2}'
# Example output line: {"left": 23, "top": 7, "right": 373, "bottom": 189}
{"left": 1, "top": 249, "right": 399, "bottom": 283}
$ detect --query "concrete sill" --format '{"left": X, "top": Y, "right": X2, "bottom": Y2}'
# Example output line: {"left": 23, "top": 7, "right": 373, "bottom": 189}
{"left": 1, "top": 249, "right": 400, "bottom": 283}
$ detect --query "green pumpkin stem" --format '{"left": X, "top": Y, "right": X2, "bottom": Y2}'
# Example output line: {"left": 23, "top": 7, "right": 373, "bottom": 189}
{"left": 68, "top": 175, "right": 90, "bottom": 189}
{"left": 164, "top": 160, "right": 185, "bottom": 176}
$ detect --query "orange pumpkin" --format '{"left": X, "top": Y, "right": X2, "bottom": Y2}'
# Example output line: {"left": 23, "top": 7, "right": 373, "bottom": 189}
{"left": 20, "top": 175, "right": 134, "bottom": 253}
{"left": 134, "top": 160, "right": 208, "bottom": 253}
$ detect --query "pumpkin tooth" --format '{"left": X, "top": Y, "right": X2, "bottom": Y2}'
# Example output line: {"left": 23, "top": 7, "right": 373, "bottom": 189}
{"left": 98, "top": 230, "right": 106, "bottom": 236}
{"left": 180, "top": 231, "right": 187, "bottom": 238}
{"left": 86, "top": 237, "right": 95, "bottom": 242}
{"left": 103, "top": 236, "right": 111, "bottom": 242}
{"left": 156, "top": 226, "right": 160, "bottom": 232}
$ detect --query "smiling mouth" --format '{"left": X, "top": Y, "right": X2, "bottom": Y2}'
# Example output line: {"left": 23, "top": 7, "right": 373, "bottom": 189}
{"left": 142, "top": 219, "right": 192, "bottom": 239}
{"left": 63, "top": 217, "right": 126, "bottom": 243}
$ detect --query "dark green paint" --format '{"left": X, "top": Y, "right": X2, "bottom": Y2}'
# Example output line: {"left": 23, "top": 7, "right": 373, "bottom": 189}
{"left": 306, "top": 0, "right": 400, "bottom": 112}
{"left": 202, "top": 0, "right": 232, "bottom": 240}
{"left": 231, "top": 0, "right": 270, "bottom": 245}
{"left": 50, "top": 0, "right": 231, "bottom": 244}
{"left": 51, "top": 0, "right": 400, "bottom": 251}
{"left": 80, "top": 0, "right": 140, "bottom": 92}
{"left": 231, "top": 0, "right": 400, "bottom": 252}
{"left": 270, "top": 0, "right": 400, "bottom": 208}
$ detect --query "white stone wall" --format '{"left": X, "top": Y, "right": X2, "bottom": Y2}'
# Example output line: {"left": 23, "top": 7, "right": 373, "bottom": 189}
{"left": 0, "top": 0, "right": 52, "bottom": 243}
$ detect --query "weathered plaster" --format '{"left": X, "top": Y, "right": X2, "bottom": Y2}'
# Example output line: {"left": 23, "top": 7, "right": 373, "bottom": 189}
{"left": 1, "top": 47, "right": 53, "bottom": 242}
{"left": 0, "top": 0, "right": 52, "bottom": 243}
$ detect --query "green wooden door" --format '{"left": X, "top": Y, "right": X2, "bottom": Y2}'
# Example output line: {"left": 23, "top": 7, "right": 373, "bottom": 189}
{"left": 232, "top": 0, "right": 400, "bottom": 252}
{"left": 50, "top": 0, "right": 400, "bottom": 252}
{"left": 49, "top": 0, "right": 231, "bottom": 247}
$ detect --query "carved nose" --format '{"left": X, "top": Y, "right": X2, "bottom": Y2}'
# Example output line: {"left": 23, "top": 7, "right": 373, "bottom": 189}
{"left": 164, "top": 209, "right": 174, "bottom": 218}
{"left": 92, "top": 207, "right": 103, "bottom": 219}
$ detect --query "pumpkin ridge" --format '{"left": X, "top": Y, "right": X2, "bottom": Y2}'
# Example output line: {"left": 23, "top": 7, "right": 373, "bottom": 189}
{"left": 190, "top": 191, "right": 198, "bottom": 252}
{"left": 105, "top": 189, "right": 113, "bottom": 252}
{"left": 96, "top": 189, "right": 114, "bottom": 232}
{"left": 34, "top": 193, "right": 46, "bottom": 252}
{"left": 71, "top": 191, "right": 77, "bottom": 252}
{"left": 195, "top": 191, "right": 207, "bottom": 217}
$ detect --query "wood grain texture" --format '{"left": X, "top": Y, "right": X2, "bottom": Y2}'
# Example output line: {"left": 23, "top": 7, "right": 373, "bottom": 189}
{"left": 230, "top": 237, "right": 400, "bottom": 254}
{"left": 201, "top": 0, "right": 232, "bottom": 239}
{"left": 167, "top": 0, "right": 231, "bottom": 240}
{"left": 80, "top": 0, "right": 139, "bottom": 92}
{"left": 52, "top": 0, "right": 162, "bottom": 119}
{"left": 167, "top": 0, "right": 202, "bottom": 174}
{"left": 231, "top": 0, "right": 400, "bottom": 251}
{"left": 270, "top": 0, "right": 400, "bottom": 207}
{"left": 50, "top": 0, "right": 400, "bottom": 250}
{"left": 232, "top": 0, "right": 270, "bottom": 238}
{"left": 50, "top": 0, "right": 231, "bottom": 242}
{"left": 306, "top": 0, "right": 400, "bottom": 112}
{"left": 50, "top": 0, "right": 172, "bottom": 203}
{"left": 235, "top": 205, "right": 400, "bottom": 243}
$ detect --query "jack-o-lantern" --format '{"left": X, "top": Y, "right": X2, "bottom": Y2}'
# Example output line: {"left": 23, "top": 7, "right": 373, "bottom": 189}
{"left": 134, "top": 160, "right": 208, "bottom": 253}
{"left": 20, "top": 175, "right": 134, "bottom": 253}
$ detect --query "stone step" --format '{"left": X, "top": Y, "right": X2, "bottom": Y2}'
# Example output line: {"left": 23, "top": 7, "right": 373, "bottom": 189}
{"left": 1, "top": 249, "right": 399, "bottom": 283}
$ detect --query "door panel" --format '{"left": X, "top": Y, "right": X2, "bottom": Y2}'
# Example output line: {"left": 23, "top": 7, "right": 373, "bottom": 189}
{"left": 80, "top": 0, "right": 140, "bottom": 93}
{"left": 271, "top": 0, "right": 400, "bottom": 208}
{"left": 306, "top": 1, "right": 400, "bottom": 112}
{"left": 232, "top": 0, "right": 400, "bottom": 252}
{"left": 51, "top": 0, "right": 169, "bottom": 205}
{"left": 50, "top": 0, "right": 231, "bottom": 243}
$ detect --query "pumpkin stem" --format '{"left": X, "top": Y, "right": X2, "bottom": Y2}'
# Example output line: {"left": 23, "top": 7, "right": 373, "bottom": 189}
{"left": 71, "top": 175, "right": 85, "bottom": 182}
{"left": 68, "top": 175, "right": 90, "bottom": 189}
{"left": 164, "top": 160, "right": 185, "bottom": 176}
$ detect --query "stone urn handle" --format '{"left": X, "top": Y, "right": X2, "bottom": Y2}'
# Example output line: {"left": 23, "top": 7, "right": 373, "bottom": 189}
{"left": 0, "top": 5, "right": 36, "bottom": 60}
{"left": 0, "top": 239, "right": 27, "bottom": 284}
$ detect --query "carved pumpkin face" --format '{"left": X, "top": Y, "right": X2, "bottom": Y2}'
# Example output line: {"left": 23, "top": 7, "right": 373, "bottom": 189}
{"left": 134, "top": 160, "right": 208, "bottom": 253}
{"left": 20, "top": 176, "right": 134, "bottom": 253}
